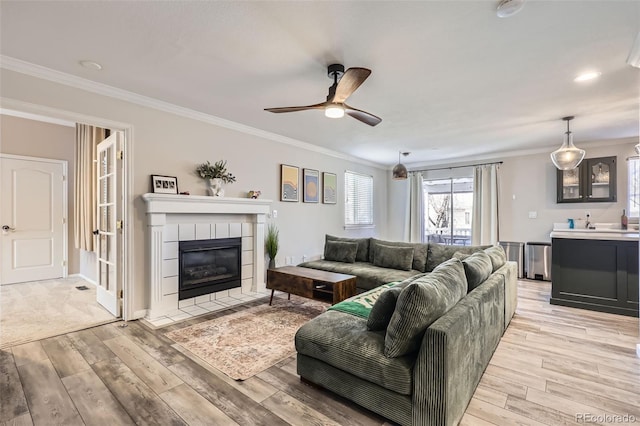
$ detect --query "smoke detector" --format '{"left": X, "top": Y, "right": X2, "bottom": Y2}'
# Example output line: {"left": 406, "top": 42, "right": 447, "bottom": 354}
{"left": 496, "top": 0, "right": 525, "bottom": 18}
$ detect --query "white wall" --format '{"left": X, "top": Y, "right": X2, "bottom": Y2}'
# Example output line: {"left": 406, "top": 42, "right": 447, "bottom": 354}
{"left": 387, "top": 139, "right": 638, "bottom": 243}
{"left": 500, "top": 140, "right": 637, "bottom": 243}
{"left": 0, "top": 69, "right": 388, "bottom": 317}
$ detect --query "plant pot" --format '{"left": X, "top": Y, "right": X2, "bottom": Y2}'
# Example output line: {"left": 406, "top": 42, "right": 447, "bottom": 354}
{"left": 268, "top": 258, "right": 276, "bottom": 269}
{"left": 207, "top": 178, "right": 225, "bottom": 197}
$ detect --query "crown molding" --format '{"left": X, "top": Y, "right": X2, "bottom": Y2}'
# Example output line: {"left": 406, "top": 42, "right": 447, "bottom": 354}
{"left": 0, "top": 55, "right": 385, "bottom": 169}
{"left": 0, "top": 107, "right": 76, "bottom": 127}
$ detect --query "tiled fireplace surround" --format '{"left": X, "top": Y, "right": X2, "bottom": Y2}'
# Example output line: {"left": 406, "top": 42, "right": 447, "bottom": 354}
{"left": 142, "top": 194, "right": 271, "bottom": 321}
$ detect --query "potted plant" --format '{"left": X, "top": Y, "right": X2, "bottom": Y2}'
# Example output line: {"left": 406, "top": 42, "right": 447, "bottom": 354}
{"left": 195, "top": 160, "right": 236, "bottom": 196}
{"left": 265, "top": 224, "right": 279, "bottom": 269}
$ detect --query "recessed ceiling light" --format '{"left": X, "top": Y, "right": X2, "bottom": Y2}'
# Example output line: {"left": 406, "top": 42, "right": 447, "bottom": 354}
{"left": 574, "top": 71, "right": 601, "bottom": 82}
{"left": 79, "top": 60, "right": 103, "bottom": 71}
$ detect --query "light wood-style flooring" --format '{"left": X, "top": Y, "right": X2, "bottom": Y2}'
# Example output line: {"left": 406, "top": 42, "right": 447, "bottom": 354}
{"left": 1, "top": 280, "right": 638, "bottom": 426}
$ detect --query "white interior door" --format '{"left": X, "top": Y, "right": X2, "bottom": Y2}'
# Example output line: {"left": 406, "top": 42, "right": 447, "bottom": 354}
{"left": 0, "top": 156, "right": 66, "bottom": 285}
{"left": 96, "top": 133, "right": 122, "bottom": 316}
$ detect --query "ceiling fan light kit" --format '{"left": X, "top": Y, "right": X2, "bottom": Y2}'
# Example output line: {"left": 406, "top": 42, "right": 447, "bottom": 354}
{"left": 264, "top": 63, "right": 382, "bottom": 126}
{"left": 392, "top": 152, "right": 410, "bottom": 180}
{"left": 550, "top": 116, "right": 586, "bottom": 171}
{"left": 496, "top": 0, "right": 525, "bottom": 18}
{"left": 325, "top": 104, "right": 345, "bottom": 118}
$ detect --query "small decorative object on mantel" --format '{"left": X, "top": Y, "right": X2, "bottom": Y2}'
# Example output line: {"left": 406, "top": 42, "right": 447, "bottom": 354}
{"left": 248, "top": 190, "right": 261, "bottom": 199}
{"left": 195, "top": 160, "right": 236, "bottom": 197}
{"left": 265, "top": 224, "right": 279, "bottom": 269}
{"left": 151, "top": 175, "right": 179, "bottom": 194}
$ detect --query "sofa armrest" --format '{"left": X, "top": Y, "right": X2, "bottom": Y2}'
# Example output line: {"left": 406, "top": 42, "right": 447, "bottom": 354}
{"left": 412, "top": 274, "right": 505, "bottom": 426}
{"left": 494, "top": 261, "right": 518, "bottom": 330}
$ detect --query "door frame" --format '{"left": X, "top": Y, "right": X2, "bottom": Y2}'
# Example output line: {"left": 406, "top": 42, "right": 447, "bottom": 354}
{"left": 0, "top": 153, "right": 68, "bottom": 280}
{"left": 1, "top": 98, "right": 135, "bottom": 321}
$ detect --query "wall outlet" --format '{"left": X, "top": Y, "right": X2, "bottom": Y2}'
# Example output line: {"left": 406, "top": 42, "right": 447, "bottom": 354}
{"left": 302, "top": 254, "right": 308, "bottom": 262}
{"left": 272, "top": 210, "right": 278, "bottom": 218}
{"left": 528, "top": 211, "right": 537, "bottom": 219}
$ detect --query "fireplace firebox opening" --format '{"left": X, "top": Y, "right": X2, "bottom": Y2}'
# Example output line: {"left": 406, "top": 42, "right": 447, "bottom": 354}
{"left": 178, "top": 238, "right": 242, "bottom": 300}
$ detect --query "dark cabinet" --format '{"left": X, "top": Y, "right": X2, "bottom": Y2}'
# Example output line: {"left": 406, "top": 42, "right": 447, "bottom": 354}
{"left": 551, "top": 238, "right": 638, "bottom": 317}
{"left": 556, "top": 156, "right": 616, "bottom": 203}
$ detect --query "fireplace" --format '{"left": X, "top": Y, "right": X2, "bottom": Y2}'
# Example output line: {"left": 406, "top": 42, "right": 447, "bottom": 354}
{"left": 179, "top": 238, "right": 242, "bottom": 300}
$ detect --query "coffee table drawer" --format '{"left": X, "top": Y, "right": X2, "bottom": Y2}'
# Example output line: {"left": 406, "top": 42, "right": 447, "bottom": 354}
{"left": 267, "top": 269, "right": 313, "bottom": 298}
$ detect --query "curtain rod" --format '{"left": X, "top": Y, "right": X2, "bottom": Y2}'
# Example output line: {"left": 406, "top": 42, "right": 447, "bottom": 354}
{"left": 411, "top": 161, "right": 503, "bottom": 173}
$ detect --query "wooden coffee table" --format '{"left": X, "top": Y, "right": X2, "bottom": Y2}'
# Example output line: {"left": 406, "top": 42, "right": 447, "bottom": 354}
{"left": 266, "top": 266, "right": 356, "bottom": 305}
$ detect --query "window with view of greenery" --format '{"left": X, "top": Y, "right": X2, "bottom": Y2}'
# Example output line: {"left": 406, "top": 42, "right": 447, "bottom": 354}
{"left": 424, "top": 177, "right": 474, "bottom": 245}
{"left": 344, "top": 171, "right": 373, "bottom": 227}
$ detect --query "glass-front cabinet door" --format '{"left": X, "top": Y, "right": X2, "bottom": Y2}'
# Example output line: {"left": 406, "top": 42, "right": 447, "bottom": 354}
{"left": 557, "top": 156, "right": 616, "bottom": 203}
{"left": 559, "top": 168, "right": 582, "bottom": 201}
{"left": 586, "top": 157, "right": 616, "bottom": 202}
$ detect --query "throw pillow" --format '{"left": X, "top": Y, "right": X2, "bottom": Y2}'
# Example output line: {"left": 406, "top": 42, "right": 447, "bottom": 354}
{"left": 384, "top": 258, "right": 468, "bottom": 358}
{"left": 324, "top": 241, "right": 358, "bottom": 263}
{"left": 329, "top": 282, "right": 397, "bottom": 318}
{"left": 372, "top": 244, "right": 414, "bottom": 271}
{"left": 484, "top": 245, "right": 507, "bottom": 272}
{"left": 458, "top": 251, "right": 493, "bottom": 291}
{"left": 367, "top": 285, "right": 403, "bottom": 330}
{"left": 426, "top": 243, "right": 488, "bottom": 272}
{"left": 369, "top": 238, "right": 429, "bottom": 272}
{"left": 326, "top": 235, "right": 370, "bottom": 262}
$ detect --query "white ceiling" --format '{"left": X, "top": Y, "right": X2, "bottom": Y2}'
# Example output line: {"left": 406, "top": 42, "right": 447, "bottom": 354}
{"left": 1, "top": 1, "right": 639, "bottom": 167}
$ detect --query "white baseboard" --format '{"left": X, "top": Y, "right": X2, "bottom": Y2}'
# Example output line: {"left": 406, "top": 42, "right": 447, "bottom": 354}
{"left": 70, "top": 273, "right": 98, "bottom": 286}
{"left": 132, "top": 309, "right": 147, "bottom": 320}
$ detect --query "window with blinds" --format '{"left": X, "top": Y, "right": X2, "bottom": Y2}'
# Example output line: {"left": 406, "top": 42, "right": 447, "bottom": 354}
{"left": 628, "top": 157, "right": 639, "bottom": 219}
{"left": 344, "top": 171, "right": 373, "bottom": 227}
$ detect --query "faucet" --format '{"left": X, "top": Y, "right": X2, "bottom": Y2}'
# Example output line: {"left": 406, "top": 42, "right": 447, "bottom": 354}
{"left": 585, "top": 214, "right": 591, "bottom": 229}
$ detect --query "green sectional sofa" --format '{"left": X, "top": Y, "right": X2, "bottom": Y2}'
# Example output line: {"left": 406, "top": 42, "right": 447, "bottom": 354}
{"left": 295, "top": 236, "right": 517, "bottom": 426}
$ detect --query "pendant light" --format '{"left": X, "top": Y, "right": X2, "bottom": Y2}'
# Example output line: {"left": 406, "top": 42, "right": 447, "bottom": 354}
{"left": 392, "top": 151, "right": 410, "bottom": 180}
{"left": 550, "top": 116, "right": 586, "bottom": 170}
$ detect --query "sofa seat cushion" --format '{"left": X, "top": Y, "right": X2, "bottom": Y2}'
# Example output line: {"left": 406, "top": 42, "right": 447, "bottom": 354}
{"left": 295, "top": 310, "right": 415, "bottom": 395}
{"left": 385, "top": 258, "right": 468, "bottom": 357}
{"left": 298, "top": 260, "right": 422, "bottom": 291}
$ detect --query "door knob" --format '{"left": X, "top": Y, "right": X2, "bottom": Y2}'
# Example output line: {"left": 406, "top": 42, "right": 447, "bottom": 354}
{"left": 2, "top": 225, "right": 16, "bottom": 232}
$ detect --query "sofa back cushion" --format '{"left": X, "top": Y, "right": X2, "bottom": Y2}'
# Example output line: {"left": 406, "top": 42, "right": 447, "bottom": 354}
{"left": 324, "top": 241, "right": 358, "bottom": 263}
{"left": 453, "top": 251, "right": 493, "bottom": 291}
{"left": 369, "top": 238, "right": 428, "bottom": 272}
{"left": 384, "top": 258, "right": 468, "bottom": 357}
{"left": 426, "top": 242, "right": 489, "bottom": 272}
{"left": 484, "top": 245, "right": 507, "bottom": 272}
{"left": 326, "top": 235, "right": 370, "bottom": 262}
{"left": 372, "top": 244, "right": 414, "bottom": 271}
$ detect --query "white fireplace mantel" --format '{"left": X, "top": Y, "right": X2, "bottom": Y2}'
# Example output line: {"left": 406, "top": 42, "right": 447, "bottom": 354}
{"left": 142, "top": 193, "right": 272, "bottom": 319}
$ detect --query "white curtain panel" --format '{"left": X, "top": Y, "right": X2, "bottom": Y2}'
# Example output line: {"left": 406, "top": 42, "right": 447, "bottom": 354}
{"left": 404, "top": 172, "right": 425, "bottom": 242}
{"left": 471, "top": 164, "right": 499, "bottom": 245}
{"left": 74, "top": 124, "right": 106, "bottom": 251}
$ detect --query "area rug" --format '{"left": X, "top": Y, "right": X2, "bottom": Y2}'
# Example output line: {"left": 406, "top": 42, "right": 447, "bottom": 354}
{"left": 165, "top": 295, "right": 328, "bottom": 380}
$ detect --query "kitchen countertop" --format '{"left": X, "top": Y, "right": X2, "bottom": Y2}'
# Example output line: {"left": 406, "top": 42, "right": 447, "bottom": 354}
{"left": 550, "top": 228, "right": 639, "bottom": 241}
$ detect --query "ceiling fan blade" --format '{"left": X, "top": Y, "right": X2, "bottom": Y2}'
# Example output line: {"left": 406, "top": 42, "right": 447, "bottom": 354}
{"left": 264, "top": 102, "right": 328, "bottom": 113}
{"left": 344, "top": 104, "right": 382, "bottom": 127}
{"left": 332, "top": 68, "right": 371, "bottom": 103}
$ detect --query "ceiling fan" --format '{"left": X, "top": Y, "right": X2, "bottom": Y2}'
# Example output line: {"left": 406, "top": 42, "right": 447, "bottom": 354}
{"left": 264, "top": 64, "right": 382, "bottom": 127}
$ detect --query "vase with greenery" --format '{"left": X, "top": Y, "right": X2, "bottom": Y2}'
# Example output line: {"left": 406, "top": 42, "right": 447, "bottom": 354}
{"left": 265, "top": 224, "right": 279, "bottom": 269}
{"left": 195, "top": 160, "right": 236, "bottom": 196}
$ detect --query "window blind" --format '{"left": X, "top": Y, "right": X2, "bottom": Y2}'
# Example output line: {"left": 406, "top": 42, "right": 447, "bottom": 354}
{"left": 628, "top": 157, "right": 639, "bottom": 218}
{"left": 344, "top": 171, "right": 373, "bottom": 226}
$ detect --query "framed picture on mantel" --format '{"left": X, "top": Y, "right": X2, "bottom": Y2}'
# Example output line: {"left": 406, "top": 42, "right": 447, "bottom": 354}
{"left": 151, "top": 175, "right": 178, "bottom": 194}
